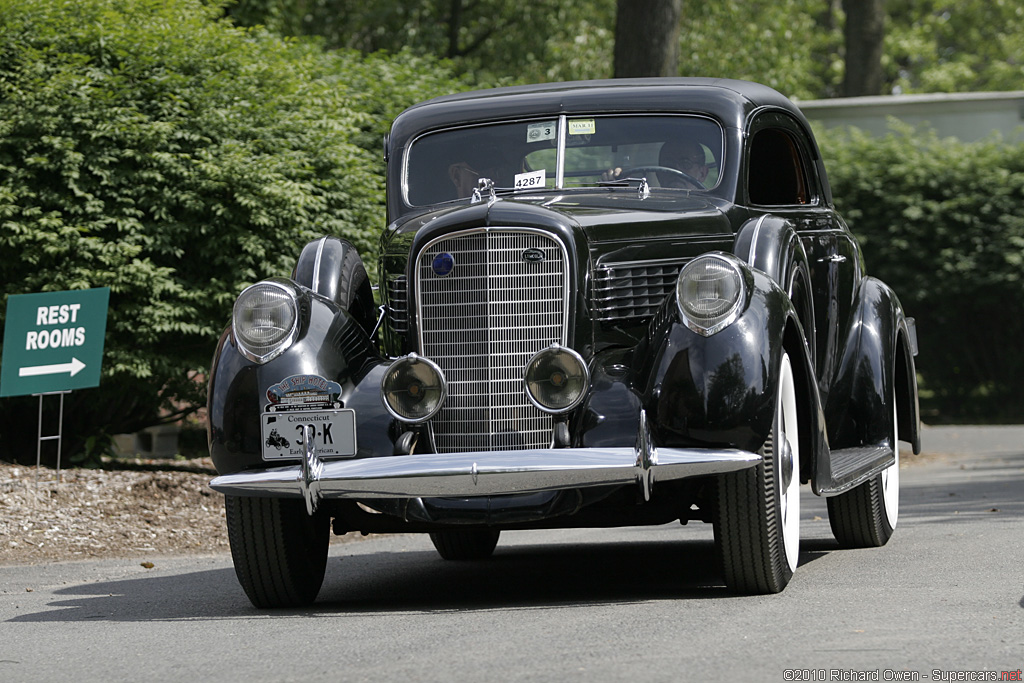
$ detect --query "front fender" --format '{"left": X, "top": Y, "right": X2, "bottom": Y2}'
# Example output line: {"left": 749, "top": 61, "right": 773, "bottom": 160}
{"left": 207, "top": 289, "right": 391, "bottom": 476}
{"left": 734, "top": 214, "right": 816, "bottom": 366}
{"left": 636, "top": 266, "right": 822, "bottom": 457}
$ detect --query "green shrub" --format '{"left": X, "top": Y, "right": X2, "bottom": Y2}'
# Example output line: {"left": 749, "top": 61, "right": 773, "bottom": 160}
{"left": 818, "top": 122, "right": 1024, "bottom": 422}
{"left": 0, "top": 0, "right": 465, "bottom": 464}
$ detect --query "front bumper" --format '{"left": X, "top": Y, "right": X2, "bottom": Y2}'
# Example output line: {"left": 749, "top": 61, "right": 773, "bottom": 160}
{"left": 210, "top": 412, "right": 761, "bottom": 515}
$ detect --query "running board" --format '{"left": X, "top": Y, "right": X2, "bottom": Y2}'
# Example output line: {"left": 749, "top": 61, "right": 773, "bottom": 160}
{"left": 818, "top": 445, "right": 894, "bottom": 496}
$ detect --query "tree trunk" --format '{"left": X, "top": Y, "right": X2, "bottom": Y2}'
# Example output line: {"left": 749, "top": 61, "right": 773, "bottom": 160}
{"left": 842, "top": 0, "right": 885, "bottom": 96}
{"left": 613, "top": 0, "right": 683, "bottom": 78}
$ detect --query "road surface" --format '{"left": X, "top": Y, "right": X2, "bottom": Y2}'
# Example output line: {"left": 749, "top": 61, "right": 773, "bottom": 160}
{"left": 1, "top": 425, "right": 1022, "bottom": 681}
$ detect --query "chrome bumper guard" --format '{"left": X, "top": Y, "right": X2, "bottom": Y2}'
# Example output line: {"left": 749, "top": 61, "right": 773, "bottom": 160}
{"left": 211, "top": 419, "right": 761, "bottom": 516}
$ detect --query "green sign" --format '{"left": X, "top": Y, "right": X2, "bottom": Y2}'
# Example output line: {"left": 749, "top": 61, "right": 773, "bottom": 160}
{"left": 0, "top": 288, "right": 110, "bottom": 397}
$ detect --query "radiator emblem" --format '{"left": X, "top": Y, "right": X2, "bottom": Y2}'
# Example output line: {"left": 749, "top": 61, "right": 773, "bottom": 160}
{"left": 522, "top": 248, "right": 545, "bottom": 263}
{"left": 432, "top": 252, "right": 455, "bottom": 276}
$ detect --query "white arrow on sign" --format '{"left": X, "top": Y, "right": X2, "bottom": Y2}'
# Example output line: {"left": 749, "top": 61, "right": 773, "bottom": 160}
{"left": 19, "top": 357, "right": 86, "bottom": 378}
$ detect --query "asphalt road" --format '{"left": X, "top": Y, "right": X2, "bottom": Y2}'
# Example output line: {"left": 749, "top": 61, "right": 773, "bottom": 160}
{"left": 2, "top": 425, "right": 1022, "bottom": 682}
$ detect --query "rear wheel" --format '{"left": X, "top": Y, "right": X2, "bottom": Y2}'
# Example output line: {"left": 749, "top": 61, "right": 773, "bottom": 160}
{"left": 827, "top": 399, "right": 899, "bottom": 547}
{"left": 225, "top": 495, "right": 330, "bottom": 608}
{"left": 429, "top": 529, "right": 501, "bottom": 560}
{"left": 715, "top": 352, "right": 801, "bottom": 594}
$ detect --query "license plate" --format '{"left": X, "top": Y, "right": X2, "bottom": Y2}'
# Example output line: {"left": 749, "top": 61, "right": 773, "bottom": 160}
{"left": 261, "top": 409, "right": 356, "bottom": 461}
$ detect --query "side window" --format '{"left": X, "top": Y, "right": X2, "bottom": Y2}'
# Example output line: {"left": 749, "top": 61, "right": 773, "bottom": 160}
{"left": 747, "top": 128, "right": 811, "bottom": 206}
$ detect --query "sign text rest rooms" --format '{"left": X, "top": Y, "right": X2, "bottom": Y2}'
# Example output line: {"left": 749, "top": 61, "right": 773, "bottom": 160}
{"left": 0, "top": 288, "right": 110, "bottom": 397}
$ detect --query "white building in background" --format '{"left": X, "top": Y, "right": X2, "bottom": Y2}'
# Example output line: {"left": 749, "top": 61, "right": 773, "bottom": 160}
{"left": 797, "top": 91, "right": 1024, "bottom": 142}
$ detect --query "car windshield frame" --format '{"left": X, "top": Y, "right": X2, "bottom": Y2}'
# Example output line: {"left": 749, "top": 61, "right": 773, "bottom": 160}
{"left": 403, "top": 114, "right": 725, "bottom": 208}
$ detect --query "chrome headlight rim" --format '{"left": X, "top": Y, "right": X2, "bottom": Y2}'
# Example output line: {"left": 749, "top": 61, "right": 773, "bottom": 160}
{"left": 524, "top": 343, "right": 591, "bottom": 414}
{"left": 381, "top": 353, "right": 447, "bottom": 424}
{"left": 232, "top": 279, "right": 301, "bottom": 364}
{"left": 676, "top": 254, "right": 746, "bottom": 337}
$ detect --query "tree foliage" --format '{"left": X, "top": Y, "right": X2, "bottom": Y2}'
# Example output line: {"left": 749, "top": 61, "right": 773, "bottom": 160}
{"left": 0, "top": 0, "right": 466, "bottom": 463}
{"left": 885, "top": 0, "right": 1024, "bottom": 94}
{"left": 676, "top": 0, "right": 840, "bottom": 99}
{"left": 819, "top": 124, "right": 1024, "bottom": 421}
{"left": 227, "top": 0, "right": 1024, "bottom": 99}
{"left": 225, "top": 0, "right": 613, "bottom": 84}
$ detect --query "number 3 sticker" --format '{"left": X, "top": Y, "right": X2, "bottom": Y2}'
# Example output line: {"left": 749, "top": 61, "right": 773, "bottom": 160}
{"left": 514, "top": 169, "right": 546, "bottom": 189}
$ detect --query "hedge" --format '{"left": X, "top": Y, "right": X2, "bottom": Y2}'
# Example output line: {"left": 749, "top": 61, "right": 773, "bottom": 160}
{"left": 818, "top": 122, "right": 1024, "bottom": 422}
{"left": 0, "top": 0, "right": 467, "bottom": 464}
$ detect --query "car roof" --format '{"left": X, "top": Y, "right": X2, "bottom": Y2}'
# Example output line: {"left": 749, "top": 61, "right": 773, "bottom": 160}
{"left": 388, "top": 78, "right": 808, "bottom": 145}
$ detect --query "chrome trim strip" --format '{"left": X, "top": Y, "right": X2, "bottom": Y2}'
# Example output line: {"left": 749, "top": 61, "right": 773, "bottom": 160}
{"left": 312, "top": 237, "right": 326, "bottom": 294}
{"left": 210, "top": 446, "right": 762, "bottom": 502}
{"left": 746, "top": 214, "right": 769, "bottom": 266}
{"left": 555, "top": 114, "right": 567, "bottom": 188}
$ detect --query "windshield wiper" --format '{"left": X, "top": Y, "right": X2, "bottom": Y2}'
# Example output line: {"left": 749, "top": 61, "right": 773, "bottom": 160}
{"left": 594, "top": 176, "right": 650, "bottom": 199}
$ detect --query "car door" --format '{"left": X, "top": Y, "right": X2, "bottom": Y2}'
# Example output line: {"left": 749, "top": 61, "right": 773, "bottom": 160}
{"left": 744, "top": 111, "right": 861, "bottom": 403}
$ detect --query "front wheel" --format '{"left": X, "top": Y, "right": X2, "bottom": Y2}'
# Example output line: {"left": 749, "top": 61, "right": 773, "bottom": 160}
{"left": 429, "top": 529, "right": 501, "bottom": 561}
{"left": 225, "top": 495, "right": 330, "bottom": 608}
{"left": 714, "top": 351, "right": 801, "bottom": 594}
{"left": 827, "top": 398, "right": 900, "bottom": 548}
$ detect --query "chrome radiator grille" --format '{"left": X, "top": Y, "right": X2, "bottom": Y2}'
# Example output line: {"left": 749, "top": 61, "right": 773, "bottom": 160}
{"left": 417, "top": 230, "right": 567, "bottom": 452}
{"left": 592, "top": 260, "right": 687, "bottom": 322}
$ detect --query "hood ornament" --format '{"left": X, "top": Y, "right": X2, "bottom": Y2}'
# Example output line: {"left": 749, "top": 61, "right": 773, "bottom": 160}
{"left": 472, "top": 177, "right": 497, "bottom": 206}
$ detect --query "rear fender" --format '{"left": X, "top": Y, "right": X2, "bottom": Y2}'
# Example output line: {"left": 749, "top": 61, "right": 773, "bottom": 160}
{"left": 826, "top": 277, "right": 921, "bottom": 454}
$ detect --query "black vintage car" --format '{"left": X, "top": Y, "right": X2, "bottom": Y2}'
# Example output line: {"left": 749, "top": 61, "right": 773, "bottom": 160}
{"left": 208, "top": 78, "right": 921, "bottom": 608}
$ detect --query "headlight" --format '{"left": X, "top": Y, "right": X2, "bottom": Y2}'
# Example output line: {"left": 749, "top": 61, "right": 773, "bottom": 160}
{"left": 676, "top": 255, "right": 745, "bottom": 336}
{"left": 381, "top": 354, "right": 446, "bottom": 423}
{"left": 524, "top": 344, "right": 589, "bottom": 413}
{"left": 233, "top": 280, "right": 299, "bottom": 363}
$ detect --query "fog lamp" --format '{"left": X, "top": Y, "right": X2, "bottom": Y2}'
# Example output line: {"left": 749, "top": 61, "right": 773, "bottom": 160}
{"left": 381, "top": 354, "right": 446, "bottom": 423}
{"left": 676, "top": 255, "right": 745, "bottom": 336}
{"left": 233, "top": 280, "right": 299, "bottom": 363}
{"left": 524, "top": 344, "right": 589, "bottom": 413}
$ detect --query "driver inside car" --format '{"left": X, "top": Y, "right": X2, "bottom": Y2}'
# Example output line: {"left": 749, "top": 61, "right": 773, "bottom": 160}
{"left": 603, "top": 139, "right": 709, "bottom": 188}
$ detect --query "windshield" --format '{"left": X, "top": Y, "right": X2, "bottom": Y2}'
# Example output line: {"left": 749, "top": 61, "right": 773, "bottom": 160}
{"left": 405, "top": 115, "right": 724, "bottom": 206}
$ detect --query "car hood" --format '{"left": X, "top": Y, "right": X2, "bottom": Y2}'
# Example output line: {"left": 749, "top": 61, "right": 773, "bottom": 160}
{"left": 384, "top": 190, "right": 735, "bottom": 261}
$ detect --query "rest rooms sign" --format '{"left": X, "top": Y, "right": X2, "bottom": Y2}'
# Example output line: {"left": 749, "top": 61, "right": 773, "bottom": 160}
{"left": 0, "top": 288, "right": 110, "bottom": 397}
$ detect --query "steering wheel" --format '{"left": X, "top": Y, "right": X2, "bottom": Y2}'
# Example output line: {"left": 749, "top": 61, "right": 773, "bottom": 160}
{"left": 619, "top": 165, "right": 703, "bottom": 189}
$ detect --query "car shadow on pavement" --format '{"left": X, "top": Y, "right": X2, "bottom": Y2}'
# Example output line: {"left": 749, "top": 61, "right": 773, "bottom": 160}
{"left": 316, "top": 537, "right": 837, "bottom": 613}
{"left": 5, "top": 537, "right": 836, "bottom": 622}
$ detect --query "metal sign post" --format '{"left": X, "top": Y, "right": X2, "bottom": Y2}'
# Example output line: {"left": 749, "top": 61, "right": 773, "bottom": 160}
{"left": 34, "top": 390, "right": 72, "bottom": 484}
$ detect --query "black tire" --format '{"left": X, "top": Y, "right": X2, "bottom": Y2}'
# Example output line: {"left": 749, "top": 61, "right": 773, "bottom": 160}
{"left": 429, "top": 528, "right": 501, "bottom": 561}
{"left": 827, "top": 400, "right": 900, "bottom": 548}
{"left": 714, "top": 352, "right": 801, "bottom": 594}
{"left": 225, "top": 495, "right": 330, "bottom": 608}
{"left": 334, "top": 245, "right": 376, "bottom": 335}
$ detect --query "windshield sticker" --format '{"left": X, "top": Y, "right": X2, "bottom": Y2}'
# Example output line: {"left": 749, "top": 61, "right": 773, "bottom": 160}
{"left": 527, "top": 121, "right": 557, "bottom": 143}
{"left": 568, "top": 119, "right": 596, "bottom": 136}
{"left": 514, "top": 169, "right": 546, "bottom": 190}
{"left": 266, "top": 374, "right": 342, "bottom": 411}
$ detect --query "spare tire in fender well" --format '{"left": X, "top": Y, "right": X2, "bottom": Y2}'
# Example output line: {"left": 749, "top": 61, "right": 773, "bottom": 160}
{"left": 292, "top": 236, "right": 376, "bottom": 335}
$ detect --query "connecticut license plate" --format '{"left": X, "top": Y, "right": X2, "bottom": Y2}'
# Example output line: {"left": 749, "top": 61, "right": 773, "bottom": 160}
{"left": 261, "top": 409, "right": 356, "bottom": 461}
